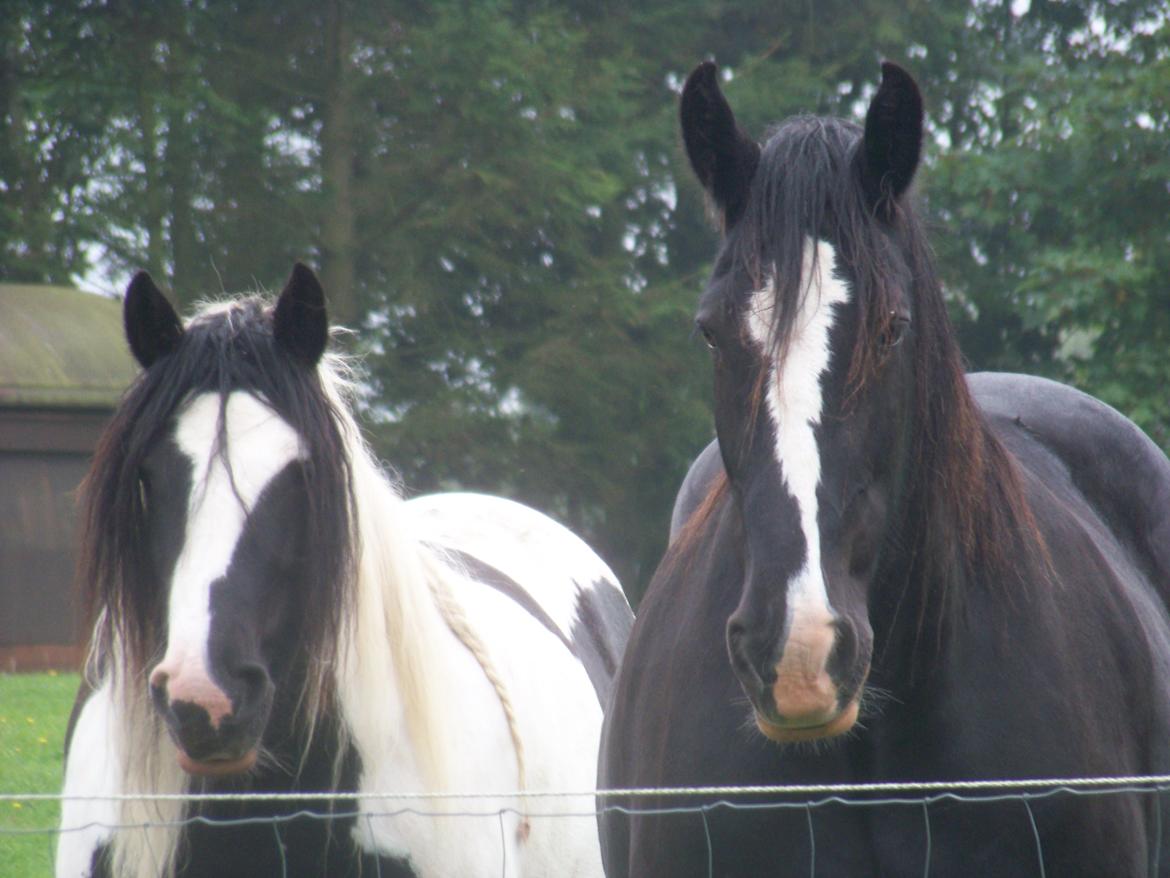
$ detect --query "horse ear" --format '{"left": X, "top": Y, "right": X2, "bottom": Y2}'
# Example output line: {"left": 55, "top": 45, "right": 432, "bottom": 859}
{"left": 680, "top": 60, "right": 760, "bottom": 228}
{"left": 124, "top": 271, "right": 183, "bottom": 369}
{"left": 273, "top": 262, "right": 328, "bottom": 367}
{"left": 860, "top": 61, "right": 924, "bottom": 215}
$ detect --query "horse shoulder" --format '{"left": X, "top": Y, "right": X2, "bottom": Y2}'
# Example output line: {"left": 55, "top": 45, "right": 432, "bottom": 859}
{"left": 970, "top": 371, "right": 1170, "bottom": 593}
{"left": 600, "top": 492, "right": 744, "bottom": 795}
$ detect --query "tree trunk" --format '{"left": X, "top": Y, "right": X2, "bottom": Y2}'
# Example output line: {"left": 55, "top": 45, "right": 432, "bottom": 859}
{"left": 132, "top": 8, "right": 166, "bottom": 283}
{"left": 320, "top": 0, "right": 358, "bottom": 327}
{"left": 163, "top": 32, "right": 198, "bottom": 303}
{"left": 1, "top": 16, "right": 48, "bottom": 282}
{"left": 138, "top": 92, "right": 167, "bottom": 282}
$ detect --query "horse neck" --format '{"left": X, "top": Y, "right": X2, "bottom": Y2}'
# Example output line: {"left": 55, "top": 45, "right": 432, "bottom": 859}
{"left": 338, "top": 440, "right": 461, "bottom": 791}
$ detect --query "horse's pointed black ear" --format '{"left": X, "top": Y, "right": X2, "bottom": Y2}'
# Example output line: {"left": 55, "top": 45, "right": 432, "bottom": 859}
{"left": 680, "top": 60, "right": 760, "bottom": 228}
{"left": 124, "top": 271, "right": 183, "bottom": 369}
{"left": 274, "top": 262, "right": 328, "bottom": 367}
{"left": 860, "top": 61, "right": 924, "bottom": 215}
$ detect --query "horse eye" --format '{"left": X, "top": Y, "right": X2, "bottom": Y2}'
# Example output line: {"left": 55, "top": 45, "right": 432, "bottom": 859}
{"left": 887, "top": 314, "right": 911, "bottom": 347}
{"left": 695, "top": 321, "right": 718, "bottom": 351}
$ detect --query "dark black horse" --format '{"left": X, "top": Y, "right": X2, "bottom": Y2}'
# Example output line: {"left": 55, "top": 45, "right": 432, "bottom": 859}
{"left": 599, "top": 61, "right": 1170, "bottom": 876}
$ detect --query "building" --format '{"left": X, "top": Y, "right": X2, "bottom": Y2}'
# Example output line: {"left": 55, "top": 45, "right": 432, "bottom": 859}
{"left": 0, "top": 284, "right": 137, "bottom": 671}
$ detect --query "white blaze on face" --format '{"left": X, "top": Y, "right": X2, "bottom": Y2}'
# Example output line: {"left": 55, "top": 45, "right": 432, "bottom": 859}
{"left": 745, "top": 239, "right": 851, "bottom": 711}
{"left": 154, "top": 392, "right": 305, "bottom": 711}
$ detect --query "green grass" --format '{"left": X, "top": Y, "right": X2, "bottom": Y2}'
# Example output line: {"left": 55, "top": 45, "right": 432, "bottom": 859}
{"left": 0, "top": 671, "right": 79, "bottom": 878}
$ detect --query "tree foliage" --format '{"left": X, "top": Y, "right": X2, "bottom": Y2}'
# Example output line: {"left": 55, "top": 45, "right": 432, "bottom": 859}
{"left": 2, "top": 1, "right": 1166, "bottom": 599}
{"left": 923, "top": 1, "right": 1170, "bottom": 447}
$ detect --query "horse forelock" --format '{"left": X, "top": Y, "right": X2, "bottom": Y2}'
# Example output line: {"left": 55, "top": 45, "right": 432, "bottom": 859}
{"left": 732, "top": 116, "right": 907, "bottom": 395}
{"left": 79, "top": 295, "right": 357, "bottom": 727}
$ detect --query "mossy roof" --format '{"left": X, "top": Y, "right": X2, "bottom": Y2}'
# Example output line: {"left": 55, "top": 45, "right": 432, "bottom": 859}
{"left": 0, "top": 284, "right": 138, "bottom": 409}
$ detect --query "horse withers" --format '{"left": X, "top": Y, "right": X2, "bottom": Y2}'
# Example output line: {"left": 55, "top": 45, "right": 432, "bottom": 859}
{"left": 57, "top": 265, "right": 632, "bottom": 877}
{"left": 599, "top": 60, "right": 1170, "bottom": 876}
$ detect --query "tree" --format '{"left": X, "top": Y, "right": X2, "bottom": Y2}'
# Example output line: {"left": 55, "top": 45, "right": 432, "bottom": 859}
{"left": 2, "top": 0, "right": 1166, "bottom": 598}
{"left": 0, "top": 2, "right": 112, "bottom": 283}
{"left": 920, "top": 1, "right": 1170, "bottom": 446}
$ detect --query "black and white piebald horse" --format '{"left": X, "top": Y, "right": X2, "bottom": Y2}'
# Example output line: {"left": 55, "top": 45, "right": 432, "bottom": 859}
{"left": 58, "top": 265, "right": 632, "bottom": 877}
{"left": 599, "top": 61, "right": 1170, "bottom": 876}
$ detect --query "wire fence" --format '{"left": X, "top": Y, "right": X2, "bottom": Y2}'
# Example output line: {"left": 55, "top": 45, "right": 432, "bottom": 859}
{"left": 8, "top": 775, "right": 1170, "bottom": 877}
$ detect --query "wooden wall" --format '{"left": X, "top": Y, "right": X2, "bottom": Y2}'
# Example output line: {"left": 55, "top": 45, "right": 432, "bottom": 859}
{"left": 0, "top": 408, "right": 110, "bottom": 671}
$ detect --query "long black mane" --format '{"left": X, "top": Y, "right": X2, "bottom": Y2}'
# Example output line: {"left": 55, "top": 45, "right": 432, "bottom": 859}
{"left": 80, "top": 297, "right": 355, "bottom": 709}
{"left": 698, "top": 114, "right": 1046, "bottom": 663}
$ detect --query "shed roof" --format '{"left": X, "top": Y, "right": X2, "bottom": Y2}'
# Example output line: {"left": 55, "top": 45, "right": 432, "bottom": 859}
{"left": 0, "top": 284, "right": 138, "bottom": 409}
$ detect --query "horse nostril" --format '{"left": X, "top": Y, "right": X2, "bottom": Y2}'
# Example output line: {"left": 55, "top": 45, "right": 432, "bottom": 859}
{"left": 727, "top": 620, "right": 771, "bottom": 694}
{"left": 827, "top": 617, "right": 871, "bottom": 697}
{"left": 236, "top": 662, "right": 267, "bottom": 689}
{"left": 148, "top": 666, "right": 172, "bottom": 714}
{"left": 148, "top": 664, "right": 169, "bottom": 692}
{"left": 231, "top": 663, "right": 273, "bottom": 712}
{"left": 831, "top": 615, "right": 854, "bottom": 651}
{"left": 149, "top": 677, "right": 169, "bottom": 716}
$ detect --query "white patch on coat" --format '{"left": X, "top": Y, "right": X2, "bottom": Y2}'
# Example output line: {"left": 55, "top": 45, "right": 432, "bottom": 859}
{"left": 408, "top": 492, "right": 623, "bottom": 643}
{"left": 56, "top": 683, "right": 120, "bottom": 878}
{"left": 339, "top": 492, "right": 613, "bottom": 877}
{"left": 156, "top": 392, "right": 305, "bottom": 699}
{"left": 745, "top": 239, "right": 851, "bottom": 632}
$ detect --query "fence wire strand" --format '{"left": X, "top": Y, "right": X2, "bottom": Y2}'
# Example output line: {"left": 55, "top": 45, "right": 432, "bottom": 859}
{"left": 12, "top": 772, "right": 1170, "bottom": 805}
{"left": 1157, "top": 791, "right": 1164, "bottom": 877}
{"left": 10, "top": 778, "right": 1170, "bottom": 878}
{"left": 805, "top": 803, "right": 816, "bottom": 878}
{"left": 1023, "top": 797, "right": 1046, "bottom": 878}
{"left": 498, "top": 810, "right": 507, "bottom": 877}
{"left": 700, "top": 805, "right": 713, "bottom": 878}
{"left": 272, "top": 821, "right": 287, "bottom": 877}
{"left": 921, "top": 800, "right": 931, "bottom": 878}
{"left": 366, "top": 813, "right": 383, "bottom": 878}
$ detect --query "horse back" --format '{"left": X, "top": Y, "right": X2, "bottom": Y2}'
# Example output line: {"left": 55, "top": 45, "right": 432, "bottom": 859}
{"left": 406, "top": 491, "right": 632, "bottom": 704}
{"left": 971, "top": 371, "right": 1170, "bottom": 603}
{"left": 668, "top": 438, "right": 722, "bottom": 539}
